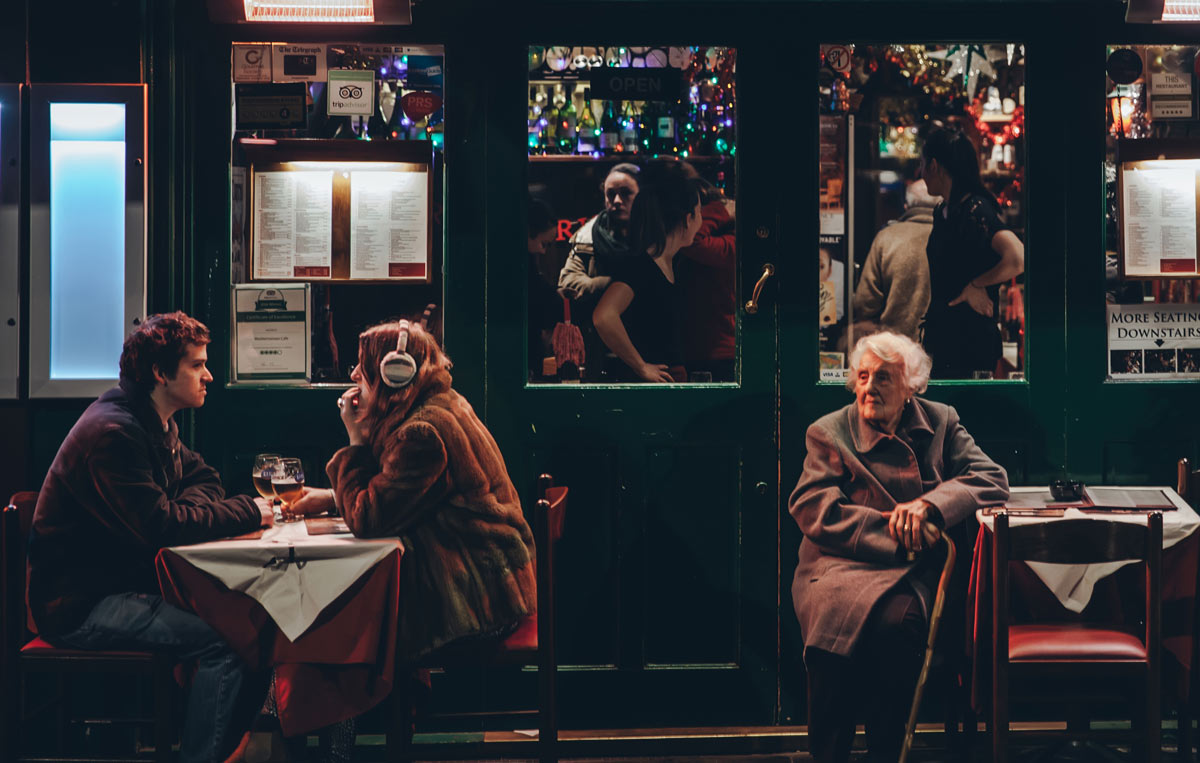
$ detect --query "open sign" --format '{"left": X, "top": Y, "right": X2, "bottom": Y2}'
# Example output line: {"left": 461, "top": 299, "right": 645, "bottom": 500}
{"left": 401, "top": 91, "right": 442, "bottom": 120}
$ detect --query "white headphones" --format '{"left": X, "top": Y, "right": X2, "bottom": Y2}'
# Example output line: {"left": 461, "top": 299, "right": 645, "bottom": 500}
{"left": 378, "top": 320, "right": 418, "bottom": 389}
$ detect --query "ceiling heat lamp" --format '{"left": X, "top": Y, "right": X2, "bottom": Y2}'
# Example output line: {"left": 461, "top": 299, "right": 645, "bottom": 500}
{"left": 1127, "top": 0, "right": 1200, "bottom": 22}
{"left": 207, "top": 0, "right": 411, "bottom": 24}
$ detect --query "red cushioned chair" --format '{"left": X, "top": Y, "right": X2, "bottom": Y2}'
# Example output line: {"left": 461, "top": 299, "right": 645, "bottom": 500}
{"left": 387, "top": 474, "right": 568, "bottom": 762}
{"left": 991, "top": 510, "right": 1163, "bottom": 763}
{"left": 2, "top": 492, "right": 175, "bottom": 762}
{"left": 1176, "top": 457, "right": 1200, "bottom": 763}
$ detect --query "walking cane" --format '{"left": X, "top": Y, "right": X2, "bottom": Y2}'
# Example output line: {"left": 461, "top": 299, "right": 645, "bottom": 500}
{"left": 899, "top": 533, "right": 957, "bottom": 763}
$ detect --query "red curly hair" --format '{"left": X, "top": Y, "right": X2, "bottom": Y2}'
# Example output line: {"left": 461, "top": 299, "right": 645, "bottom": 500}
{"left": 119, "top": 312, "right": 210, "bottom": 396}
{"left": 354, "top": 319, "right": 453, "bottom": 432}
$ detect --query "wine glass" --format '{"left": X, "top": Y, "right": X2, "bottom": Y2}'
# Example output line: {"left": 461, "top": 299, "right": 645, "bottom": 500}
{"left": 252, "top": 454, "right": 281, "bottom": 503}
{"left": 271, "top": 458, "right": 305, "bottom": 524}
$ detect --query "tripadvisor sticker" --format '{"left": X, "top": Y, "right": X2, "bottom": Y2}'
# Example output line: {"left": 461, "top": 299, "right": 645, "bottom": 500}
{"left": 328, "top": 69, "right": 375, "bottom": 116}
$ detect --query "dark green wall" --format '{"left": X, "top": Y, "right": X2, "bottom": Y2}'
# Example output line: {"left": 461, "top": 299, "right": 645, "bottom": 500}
{"left": 7, "top": 0, "right": 1200, "bottom": 731}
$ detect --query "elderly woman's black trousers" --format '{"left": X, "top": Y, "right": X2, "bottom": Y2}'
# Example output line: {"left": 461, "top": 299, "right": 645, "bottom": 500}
{"left": 805, "top": 585, "right": 927, "bottom": 763}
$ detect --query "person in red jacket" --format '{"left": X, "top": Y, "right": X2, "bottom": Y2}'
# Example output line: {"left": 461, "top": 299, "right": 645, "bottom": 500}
{"left": 28, "top": 312, "right": 274, "bottom": 763}
{"left": 676, "top": 164, "right": 736, "bottom": 382}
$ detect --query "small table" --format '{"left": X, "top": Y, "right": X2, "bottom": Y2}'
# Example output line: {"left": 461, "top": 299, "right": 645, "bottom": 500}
{"left": 967, "top": 486, "right": 1200, "bottom": 711}
{"left": 155, "top": 519, "right": 404, "bottom": 735}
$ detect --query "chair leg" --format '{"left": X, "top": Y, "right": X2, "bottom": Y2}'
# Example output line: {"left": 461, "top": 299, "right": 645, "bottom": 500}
{"left": 538, "top": 658, "right": 557, "bottom": 763}
{"left": 962, "top": 706, "right": 978, "bottom": 762}
{"left": 1147, "top": 684, "right": 1161, "bottom": 763}
{"left": 992, "top": 699, "right": 1008, "bottom": 763}
{"left": 153, "top": 658, "right": 174, "bottom": 763}
{"left": 1181, "top": 702, "right": 1195, "bottom": 763}
{"left": 386, "top": 683, "right": 413, "bottom": 763}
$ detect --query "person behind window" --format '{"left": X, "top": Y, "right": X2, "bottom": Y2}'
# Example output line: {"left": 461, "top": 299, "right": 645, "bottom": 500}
{"left": 790, "top": 331, "right": 1008, "bottom": 763}
{"left": 852, "top": 178, "right": 940, "bottom": 341}
{"left": 27, "top": 312, "right": 274, "bottom": 763}
{"left": 557, "top": 162, "right": 641, "bottom": 303}
{"left": 291, "top": 319, "right": 536, "bottom": 662}
{"left": 528, "top": 196, "right": 560, "bottom": 380}
{"left": 919, "top": 125, "right": 1024, "bottom": 378}
{"left": 592, "top": 162, "right": 703, "bottom": 383}
{"left": 557, "top": 162, "right": 641, "bottom": 380}
{"left": 676, "top": 161, "right": 737, "bottom": 382}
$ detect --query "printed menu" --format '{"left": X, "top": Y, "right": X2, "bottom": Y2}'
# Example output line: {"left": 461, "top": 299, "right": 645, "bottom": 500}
{"left": 253, "top": 170, "right": 333, "bottom": 279}
{"left": 1120, "top": 164, "right": 1200, "bottom": 277}
{"left": 349, "top": 171, "right": 429, "bottom": 279}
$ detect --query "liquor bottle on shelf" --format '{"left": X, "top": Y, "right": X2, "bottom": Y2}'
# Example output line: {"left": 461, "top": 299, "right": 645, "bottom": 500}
{"left": 599, "top": 99, "right": 620, "bottom": 155}
{"left": 654, "top": 98, "right": 678, "bottom": 155}
{"left": 576, "top": 87, "right": 598, "bottom": 154}
{"left": 528, "top": 85, "right": 545, "bottom": 153}
{"left": 620, "top": 100, "right": 639, "bottom": 154}
{"left": 543, "top": 87, "right": 561, "bottom": 154}
{"left": 556, "top": 84, "right": 577, "bottom": 154}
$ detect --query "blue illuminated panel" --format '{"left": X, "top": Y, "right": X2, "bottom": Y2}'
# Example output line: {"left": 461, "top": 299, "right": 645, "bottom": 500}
{"left": 49, "top": 103, "right": 126, "bottom": 380}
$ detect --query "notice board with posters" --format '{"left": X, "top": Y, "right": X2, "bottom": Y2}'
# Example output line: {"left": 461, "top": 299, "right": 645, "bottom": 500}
{"left": 1117, "top": 138, "right": 1200, "bottom": 279}
{"left": 243, "top": 138, "right": 433, "bottom": 283}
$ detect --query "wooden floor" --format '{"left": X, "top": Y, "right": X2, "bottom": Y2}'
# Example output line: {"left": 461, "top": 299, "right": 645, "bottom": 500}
{"left": 353, "top": 721, "right": 1194, "bottom": 762}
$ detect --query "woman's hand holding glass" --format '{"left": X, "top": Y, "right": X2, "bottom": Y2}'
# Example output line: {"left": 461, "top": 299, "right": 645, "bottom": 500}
{"left": 271, "top": 458, "right": 305, "bottom": 523}
{"left": 289, "top": 487, "right": 336, "bottom": 517}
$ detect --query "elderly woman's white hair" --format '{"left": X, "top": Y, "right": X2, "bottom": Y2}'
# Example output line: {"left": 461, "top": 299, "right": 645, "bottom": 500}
{"left": 846, "top": 331, "right": 932, "bottom": 395}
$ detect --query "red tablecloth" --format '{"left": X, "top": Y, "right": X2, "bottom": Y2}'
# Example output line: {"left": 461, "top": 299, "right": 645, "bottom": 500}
{"left": 966, "top": 525, "right": 1200, "bottom": 713}
{"left": 155, "top": 546, "right": 402, "bottom": 735}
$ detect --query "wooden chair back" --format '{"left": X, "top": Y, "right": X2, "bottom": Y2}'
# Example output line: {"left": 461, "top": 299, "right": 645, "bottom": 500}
{"left": 991, "top": 510, "right": 1163, "bottom": 763}
{"left": 994, "top": 511, "right": 1162, "bottom": 656}
{"left": 1179, "top": 457, "right": 1200, "bottom": 505}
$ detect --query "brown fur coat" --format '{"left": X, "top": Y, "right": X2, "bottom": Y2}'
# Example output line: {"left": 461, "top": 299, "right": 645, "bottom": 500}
{"left": 327, "top": 370, "right": 536, "bottom": 662}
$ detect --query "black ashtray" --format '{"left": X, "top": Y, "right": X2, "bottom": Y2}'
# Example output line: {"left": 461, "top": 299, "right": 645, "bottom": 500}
{"left": 1049, "top": 479, "right": 1084, "bottom": 502}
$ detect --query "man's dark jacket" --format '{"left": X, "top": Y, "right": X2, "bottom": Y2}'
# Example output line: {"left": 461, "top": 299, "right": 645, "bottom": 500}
{"left": 28, "top": 382, "right": 261, "bottom": 638}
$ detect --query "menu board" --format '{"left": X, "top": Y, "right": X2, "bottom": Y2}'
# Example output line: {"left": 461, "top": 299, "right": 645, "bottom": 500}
{"left": 1120, "top": 166, "right": 1199, "bottom": 276}
{"left": 350, "top": 171, "right": 429, "bottom": 279}
{"left": 1118, "top": 149, "right": 1200, "bottom": 278}
{"left": 247, "top": 154, "right": 432, "bottom": 283}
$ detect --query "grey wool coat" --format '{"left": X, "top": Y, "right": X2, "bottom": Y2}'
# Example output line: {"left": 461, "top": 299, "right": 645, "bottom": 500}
{"left": 790, "top": 397, "right": 1009, "bottom": 658}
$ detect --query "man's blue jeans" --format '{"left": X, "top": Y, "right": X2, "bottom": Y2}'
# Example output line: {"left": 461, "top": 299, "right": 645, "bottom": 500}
{"left": 55, "top": 592, "right": 246, "bottom": 763}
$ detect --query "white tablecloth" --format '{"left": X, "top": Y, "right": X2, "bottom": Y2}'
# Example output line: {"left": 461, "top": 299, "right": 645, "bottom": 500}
{"left": 978, "top": 486, "right": 1200, "bottom": 613}
{"left": 167, "top": 520, "right": 401, "bottom": 641}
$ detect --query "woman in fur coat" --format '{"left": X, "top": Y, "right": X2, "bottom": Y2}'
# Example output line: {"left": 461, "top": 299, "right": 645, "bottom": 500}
{"left": 294, "top": 319, "right": 537, "bottom": 662}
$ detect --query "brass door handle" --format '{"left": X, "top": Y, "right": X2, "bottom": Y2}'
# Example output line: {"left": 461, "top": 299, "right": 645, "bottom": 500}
{"left": 744, "top": 263, "right": 775, "bottom": 315}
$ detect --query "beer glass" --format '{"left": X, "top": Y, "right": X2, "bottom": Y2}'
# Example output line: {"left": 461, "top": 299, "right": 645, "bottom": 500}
{"left": 271, "top": 458, "right": 305, "bottom": 523}
{"left": 252, "top": 454, "right": 281, "bottom": 503}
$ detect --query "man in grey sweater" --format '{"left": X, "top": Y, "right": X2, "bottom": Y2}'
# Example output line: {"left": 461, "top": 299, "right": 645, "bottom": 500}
{"left": 852, "top": 179, "right": 941, "bottom": 341}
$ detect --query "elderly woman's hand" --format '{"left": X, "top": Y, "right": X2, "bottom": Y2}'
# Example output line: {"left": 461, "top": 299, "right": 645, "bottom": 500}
{"left": 884, "top": 499, "right": 940, "bottom": 552}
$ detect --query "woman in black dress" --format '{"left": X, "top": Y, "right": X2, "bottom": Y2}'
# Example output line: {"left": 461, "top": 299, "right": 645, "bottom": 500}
{"left": 919, "top": 125, "right": 1024, "bottom": 378}
{"left": 592, "top": 162, "right": 702, "bottom": 382}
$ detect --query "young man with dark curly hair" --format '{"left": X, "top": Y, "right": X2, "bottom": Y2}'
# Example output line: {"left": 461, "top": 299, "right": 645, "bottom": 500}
{"left": 27, "top": 311, "right": 273, "bottom": 763}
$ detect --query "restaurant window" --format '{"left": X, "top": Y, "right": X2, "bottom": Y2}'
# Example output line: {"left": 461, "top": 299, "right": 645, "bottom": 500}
{"left": 526, "top": 45, "right": 737, "bottom": 385}
{"left": 817, "top": 44, "right": 1027, "bottom": 382}
{"left": 1104, "top": 45, "right": 1200, "bottom": 380}
{"left": 229, "top": 42, "right": 444, "bottom": 387}
{"left": 28, "top": 86, "right": 146, "bottom": 398}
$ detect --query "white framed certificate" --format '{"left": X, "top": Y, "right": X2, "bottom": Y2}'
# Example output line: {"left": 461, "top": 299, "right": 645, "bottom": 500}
{"left": 231, "top": 283, "right": 310, "bottom": 383}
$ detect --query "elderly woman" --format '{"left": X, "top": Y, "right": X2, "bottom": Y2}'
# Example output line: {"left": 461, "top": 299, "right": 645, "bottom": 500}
{"left": 791, "top": 331, "right": 1008, "bottom": 763}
